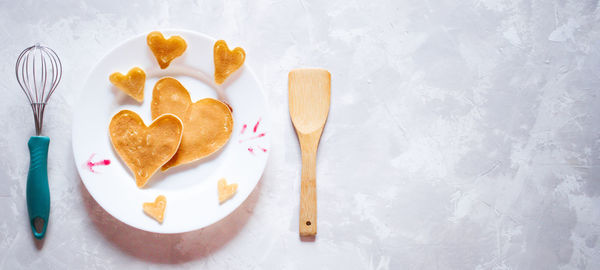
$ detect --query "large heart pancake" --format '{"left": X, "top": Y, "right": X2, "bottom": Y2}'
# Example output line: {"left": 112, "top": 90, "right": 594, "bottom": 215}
{"left": 109, "top": 110, "right": 183, "bottom": 187}
{"left": 151, "top": 77, "right": 233, "bottom": 170}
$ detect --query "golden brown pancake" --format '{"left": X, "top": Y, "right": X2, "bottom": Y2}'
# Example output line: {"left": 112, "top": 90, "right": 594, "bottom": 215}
{"left": 213, "top": 40, "right": 245, "bottom": 84}
{"left": 143, "top": 195, "right": 166, "bottom": 223}
{"left": 109, "top": 110, "right": 183, "bottom": 187}
{"left": 147, "top": 31, "right": 187, "bottom": 69}
{"left": 109, "top": 67, "right": 146, "bottom": 102}
{"left": 151, "top": 77, "right": 233, "bottom": 170}
{"left": 217, "top": 178, "right": 237, "bottom": 204}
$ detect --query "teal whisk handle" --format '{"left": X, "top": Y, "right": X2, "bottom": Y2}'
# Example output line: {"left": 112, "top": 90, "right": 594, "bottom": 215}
{"left": 26, "top": 136, "right": 50, "bottom": 239}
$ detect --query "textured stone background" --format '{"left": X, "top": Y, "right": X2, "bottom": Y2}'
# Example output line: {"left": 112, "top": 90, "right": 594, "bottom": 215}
{"left": 1, "top": 0, "right": 600, "bottom": 269}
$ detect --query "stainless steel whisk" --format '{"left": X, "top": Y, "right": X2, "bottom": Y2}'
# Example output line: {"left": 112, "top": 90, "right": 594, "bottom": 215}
{"left": 16, "top": 44, "right": 62, "bottom": 135}
{"left": 15, "top": 43, "right": 62, "bottom": 239}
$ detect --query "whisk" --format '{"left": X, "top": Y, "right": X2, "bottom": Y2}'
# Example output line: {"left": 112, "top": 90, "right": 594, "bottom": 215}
{"left": 15, "top": 43, "right": 62, "bottom": 239}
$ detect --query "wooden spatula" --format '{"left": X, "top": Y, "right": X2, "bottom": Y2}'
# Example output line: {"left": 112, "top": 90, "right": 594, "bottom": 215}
{"left": 289, "top": 68, "right": 331, "bottom": 236}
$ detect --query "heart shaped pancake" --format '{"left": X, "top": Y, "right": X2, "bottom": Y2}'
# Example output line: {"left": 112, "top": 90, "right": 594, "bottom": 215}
{"left": 214, "top": 40, "right": 245, "bottom": 84}
{"left": 217, "top": 178, "right": 237, "bottom": 204}
{"left": 143, "top": 195, "right": 166, "bottom": 223}
{"left": 147, "top": 31, "right": 187, "bottom": 69}
{"left": 109, "top": 110, "right": 183, "bottom": 187}
{"left": 109, "top": 67, "right": 146, "bottom": 102}
{"left": 151, "top": 77, "right": 233, "bottom": 170}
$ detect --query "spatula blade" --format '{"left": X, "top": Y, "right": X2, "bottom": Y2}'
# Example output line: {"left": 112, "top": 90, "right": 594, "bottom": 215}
{"left": 288, "top": 68, "right": 331, "bottom": 133}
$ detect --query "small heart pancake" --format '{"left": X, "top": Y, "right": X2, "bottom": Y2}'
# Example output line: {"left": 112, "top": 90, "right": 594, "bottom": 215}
{"left": 217, "top": 178, "right": 237, "bottom": 204}
{"left": 109, "top": 67, "right": 146, "bottom": 102}
{"left": 214, "top": 40, "right": 245, "bottom": 84}
{"left": 109, "top": 110, "right": 183, "bottom": 187}
{"left": 147, "top": 31, "right": 187, "bottom": 69}
{"left": 151, "top": 77, "right": 233, "bottom": 170}
{"left": 143, "top": 195, "right": 166, "bottom": 223}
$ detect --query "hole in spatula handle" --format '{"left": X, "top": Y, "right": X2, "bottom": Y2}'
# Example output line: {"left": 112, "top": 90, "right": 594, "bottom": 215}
{"left": 306, "top": 221, "right": 311, "bottom": 226}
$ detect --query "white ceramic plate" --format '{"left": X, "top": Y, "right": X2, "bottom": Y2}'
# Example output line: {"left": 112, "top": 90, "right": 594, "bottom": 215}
{"left": 72, "top": 30, "right": 269, "bottom": 233}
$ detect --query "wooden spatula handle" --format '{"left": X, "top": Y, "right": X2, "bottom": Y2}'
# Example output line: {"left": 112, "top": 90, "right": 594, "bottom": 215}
{"left": 299, "top": 133, "right": 319, "bottom": 236}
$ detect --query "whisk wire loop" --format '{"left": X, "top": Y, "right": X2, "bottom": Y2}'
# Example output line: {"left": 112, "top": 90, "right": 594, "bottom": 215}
{"left": 15, "top": 44, "right": 62, "bottom": 135}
